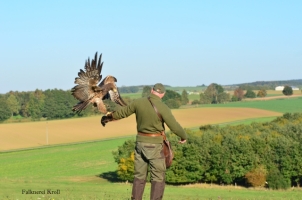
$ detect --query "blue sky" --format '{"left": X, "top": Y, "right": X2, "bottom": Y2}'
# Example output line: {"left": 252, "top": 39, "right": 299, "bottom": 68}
{"left": 1, "top": 0, "right": 301, "bottom": 93}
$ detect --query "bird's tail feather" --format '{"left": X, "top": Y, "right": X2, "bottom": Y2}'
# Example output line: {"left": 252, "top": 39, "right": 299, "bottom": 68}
{"left": 72, "top": 100, "right": 90, "bottom": 113}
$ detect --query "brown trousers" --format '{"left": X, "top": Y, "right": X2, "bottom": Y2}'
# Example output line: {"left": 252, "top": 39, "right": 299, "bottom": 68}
{"left": 131, "top": 142, "right": 166, "bottom": 200}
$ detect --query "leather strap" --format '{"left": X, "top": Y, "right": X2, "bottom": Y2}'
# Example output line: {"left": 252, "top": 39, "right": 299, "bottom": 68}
{"left": 148, "top": 97, "right": 165, "bottom": 131}
{"left": 147, "top": 97, "right": 167, "bottom": 140}
{"left": 138, "top": 132, "right": 162, "bottom": 137}
{"left": 148, "top": 97, "right": 163, "bottom": 121}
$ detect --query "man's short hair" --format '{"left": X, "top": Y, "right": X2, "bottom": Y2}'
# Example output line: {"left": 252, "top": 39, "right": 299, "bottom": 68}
{"left": 153, "top": 83, "right": 166, "bottom": 94}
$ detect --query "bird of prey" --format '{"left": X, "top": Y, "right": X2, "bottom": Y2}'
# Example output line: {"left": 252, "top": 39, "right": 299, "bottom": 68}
{"left": 71, "top": 52, "right": 127, "bottom": 114}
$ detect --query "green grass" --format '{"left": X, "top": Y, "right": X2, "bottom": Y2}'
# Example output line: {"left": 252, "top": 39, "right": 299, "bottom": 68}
{"left": 121, "top": 91, "right": 302, "bottom": 114}
{"left": 197, "top": 97, "right": 302, "bottom": 113}
{"left": 165, "top": 86, "right": 206, "bottom": 92}
{"left": 120, "top": 86, "right": 206, "bottom": 100}
{"left": 188, "top": 94, "right": 200, "bottom": 101}
{"left": 1, "top": 137, "right": 301, "bottom": 200}
{"left": 266, "top": 94, "right": 284, "bottom": 97}
{"left": 218, "top": 117, "right": 278, "bottom": 126}
{"left": 188, "top": 117, "right": 277, "bottom": 131}
{"left": 122, "top": 93, "right": 201, "bottom": 101}
{"left": 121, "top": 93, "right": 141, "bottom": 99}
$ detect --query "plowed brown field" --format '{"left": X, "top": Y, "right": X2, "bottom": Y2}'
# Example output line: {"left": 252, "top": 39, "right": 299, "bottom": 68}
{"left": 0, "top": 107, "right": 281, "bottom": 151}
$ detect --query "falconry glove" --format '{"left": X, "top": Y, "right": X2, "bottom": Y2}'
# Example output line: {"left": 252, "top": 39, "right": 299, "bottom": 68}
{"left": 101, "top": 112, "right": 115, "bottom": 127}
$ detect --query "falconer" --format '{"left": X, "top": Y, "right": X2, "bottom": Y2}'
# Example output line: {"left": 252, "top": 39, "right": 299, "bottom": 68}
{"left": 101, "top": 83, "right": 187, "bottom": 200}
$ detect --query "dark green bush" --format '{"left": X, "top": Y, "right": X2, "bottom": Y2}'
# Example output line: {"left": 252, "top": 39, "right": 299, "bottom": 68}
{"left": 112, "top": 113, "right": 302, "bottom": 188}
{"left": 266, "top": 168, "right": 291, "bottom": 190}
{"left": 164, "top": 99, "right": 181, "bottom": 109}
{"left": 191, "top": 100, "right": 200, "bottom": 105}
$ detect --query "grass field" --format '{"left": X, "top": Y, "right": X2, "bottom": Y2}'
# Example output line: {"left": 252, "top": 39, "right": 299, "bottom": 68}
{"left": 1, "top": 138, "right": 301, "bottom": 200}
{"left": 197, "top": 97, "right": 302, "bottom": 113}
{"left": 121, "top": 93, "right": 142, "bottom": 99}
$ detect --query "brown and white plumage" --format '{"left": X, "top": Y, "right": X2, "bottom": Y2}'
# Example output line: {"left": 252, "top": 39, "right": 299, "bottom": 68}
{"left": 71, "top": 52, "right": 127, "bottom": 114}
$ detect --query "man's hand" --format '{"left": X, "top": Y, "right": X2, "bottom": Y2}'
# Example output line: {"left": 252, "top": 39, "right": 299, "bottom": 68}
{"left": 178, "top": 139, "right": 186, "bottom": 144}
{"left": 100, "top": 112, "right": 114, "bottom": 127}
{"left": 101, "top": 116, "right": 109, "bottom": 127}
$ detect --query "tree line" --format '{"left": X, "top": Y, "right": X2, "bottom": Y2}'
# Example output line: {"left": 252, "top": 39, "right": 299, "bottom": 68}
{"left": 112, "top": 113, "right": 302, "bottom": 189}
{"left": 0, "top": 89, "right": 93, "bottom": 122}
{"left": 0, "top": 83, "right": 297, "bottom": 122}
{"left": 191, "top": 83, "right": 296, "bottom": 105}
{"left": 0, "top": 87, "right": 189, "bottom": 122}
{"left": 230, "top": 79, "right": 302, "bottom": 90}
{"left": 118, "top": 86, "right": 140, "bottom": 93}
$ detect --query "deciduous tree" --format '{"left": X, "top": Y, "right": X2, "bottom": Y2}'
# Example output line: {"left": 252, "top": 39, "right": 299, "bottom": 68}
{"left": 6, "top": 94, "right": 20, "bottom": 116}
{"left": 257, "top": 89, "right": 267, "bottom": 98}
{"left": 181, "top": 90, "right": 189, "bottom": 105}
{"left": 28, "top": 90, "right": 45, "bottom": 120}
{"left": 0, "top": 96, "right": 11, "bottom": 121}
{"left": 217, "top": 92, "right": 230, "bottom": 103}
{"left": 141, "top": 86, "right": 151, "bottom": 97}
{"left": 191, "top": 99, "right": 200, "bottom": 105}
{"left": 43, "top": 89, "right": 77, "bottom": 119}
{"left": 199, "top": 93, "right": 212, "bottom": 104}
{"left": 162, "top": 90, "right": 182, "bottom": 108}
{"left": 233, "top": 88, "right": 244, "bottom": 101}
{"left": 244, "top": 89, "right": 256, "bottom": 98}
{"left": 204, "top": 83, "right": 225, "bottom": 104}
{"left": 164, "top": 99, "right": 181, "bottom": 109}
{"left": 282, "top": 85, "right": 293, "bottom": 96}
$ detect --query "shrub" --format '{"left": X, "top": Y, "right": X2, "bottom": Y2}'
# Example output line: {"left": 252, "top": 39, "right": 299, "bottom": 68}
{"left": 245, "top": 165, "right": 267, "bottom": 187}
{"left": 266, "top": 168, "right": 291, "bottom": 190}
{"left": 231, "top": 95, "right": 238, "bottom": 102}
{"left": 257, "top": 89, "right": 267, "bottom": 97}
{"left": 282, "top": 85, "right": 293, "bottom": 96}
{"left": 164, "top": 99, "right": 181, "bottom": 109}
{"left": 191, "top": 100, "right": 200, "bottom": 105}
{"left": 117, "top": 152, "right": 135, "bottom": 182}
{"left": 112, "top": 139, "right": 135, "bottom": 181}
{"left": 244, "top": 89, "right": 256, "bottom": 98}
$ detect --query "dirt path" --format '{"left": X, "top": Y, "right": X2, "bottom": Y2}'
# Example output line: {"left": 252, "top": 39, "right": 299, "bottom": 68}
{"left": 242, "top": 94, "right": 302, "bottom": 101}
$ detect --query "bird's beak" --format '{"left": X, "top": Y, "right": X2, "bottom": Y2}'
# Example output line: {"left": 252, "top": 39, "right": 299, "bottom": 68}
{"left": 113, "top": 89, "right": 117, "bottom": 92}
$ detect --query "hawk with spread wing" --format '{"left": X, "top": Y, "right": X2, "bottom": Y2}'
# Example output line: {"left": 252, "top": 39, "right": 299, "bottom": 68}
{"left": 71, "top": 52, "right": 127, "bottom": 114}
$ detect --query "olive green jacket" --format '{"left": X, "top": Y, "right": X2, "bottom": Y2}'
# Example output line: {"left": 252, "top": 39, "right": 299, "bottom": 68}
{"left": 112, "top": 93, "right": 187, "bottom": 143}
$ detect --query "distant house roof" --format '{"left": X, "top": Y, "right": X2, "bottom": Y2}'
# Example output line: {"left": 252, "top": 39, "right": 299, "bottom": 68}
{"left": 275, "top": 86, "right": 300, "bottom": 91}
{"left": 275, "top": 86, "right": 284, "bottom": 91}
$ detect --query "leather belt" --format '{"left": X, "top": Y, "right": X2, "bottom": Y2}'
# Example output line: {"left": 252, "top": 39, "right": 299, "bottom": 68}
{"left": 138, "top": 132, "right": 163, "bottom": 137}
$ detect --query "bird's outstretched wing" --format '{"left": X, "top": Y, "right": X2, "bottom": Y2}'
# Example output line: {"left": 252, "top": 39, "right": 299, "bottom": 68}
{"left": 71, "top": 52, "right": 127, "bottom": 114}
{"left": 71, "top": 52, "right": 104, "bottom": 113}
{"left": 100, "top": 75, "right": 127, "bottom": 107}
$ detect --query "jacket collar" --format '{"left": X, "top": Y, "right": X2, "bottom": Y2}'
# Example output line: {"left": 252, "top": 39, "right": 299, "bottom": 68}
{"left": 149, "top": 93, "right": 162, "bottom": 101}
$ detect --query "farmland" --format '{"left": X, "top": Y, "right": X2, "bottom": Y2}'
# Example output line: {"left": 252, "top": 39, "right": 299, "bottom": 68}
{"left": 199, "top": 96, "right": 302, "bottom": 113}
{"left": 1, "top": 96, "right": 301, "bottom": 151}
{"left": 1, "top": 97, "right": 302, "bottom": 199}
{"left": 0, "top": 107, "right": 281, "bottom": 151}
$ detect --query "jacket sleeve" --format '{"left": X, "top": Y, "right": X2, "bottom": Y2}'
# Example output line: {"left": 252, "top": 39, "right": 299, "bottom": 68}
{"left": 161, "top": 105, "right": 187, "bottom": 140}
{"left": 112, "top": 101, "right": 136, "bottom": 120}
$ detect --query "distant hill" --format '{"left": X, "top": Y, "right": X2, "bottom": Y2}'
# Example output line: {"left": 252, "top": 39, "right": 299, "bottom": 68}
{"left": 225, "top": 79, "right": 302, "bottom": 90}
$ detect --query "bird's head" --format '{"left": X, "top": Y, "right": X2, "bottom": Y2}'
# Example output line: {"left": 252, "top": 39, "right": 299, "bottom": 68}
{"left": 105, "top": 75, "right": 117, "bottom": 83}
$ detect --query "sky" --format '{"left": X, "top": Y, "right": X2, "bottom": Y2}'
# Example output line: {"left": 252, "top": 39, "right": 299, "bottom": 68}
{"left": 0, "top": 0, "right": 301, "bottom": 93}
